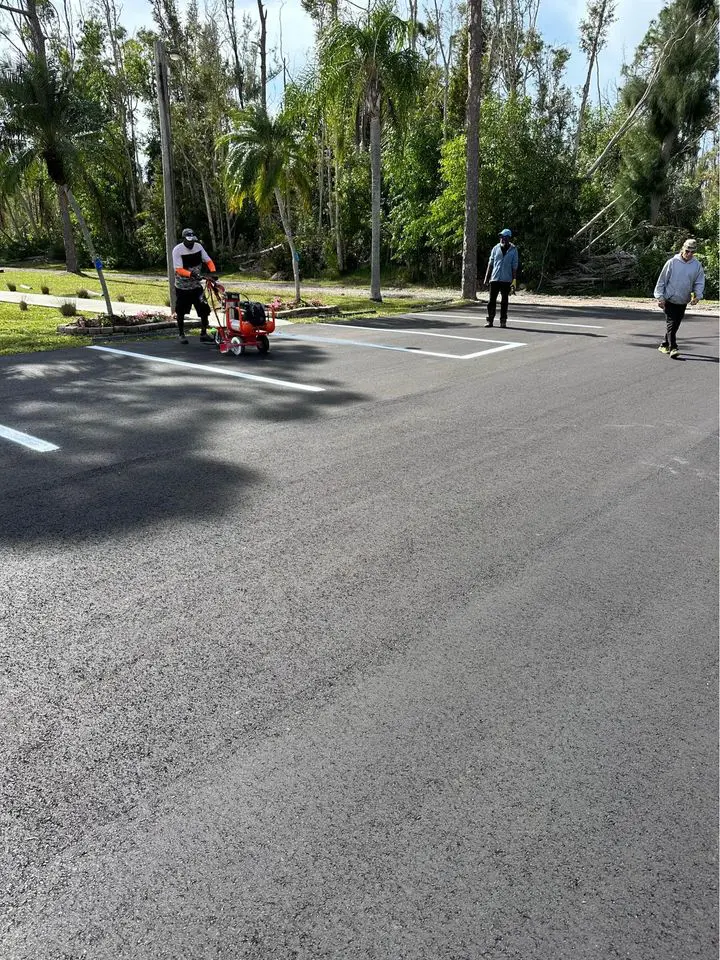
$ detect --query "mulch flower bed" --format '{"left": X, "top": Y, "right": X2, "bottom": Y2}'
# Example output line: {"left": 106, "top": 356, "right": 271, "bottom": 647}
{"left": 58, "top": 311, "right": 175, "bottom": 336}
{"left": 58, "top": 302, "right": 341, "bottom": 335}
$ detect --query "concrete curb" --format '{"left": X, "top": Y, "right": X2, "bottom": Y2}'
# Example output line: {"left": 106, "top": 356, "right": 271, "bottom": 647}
{"left": 276, "top": 305, "right": 340, "bottom": 319}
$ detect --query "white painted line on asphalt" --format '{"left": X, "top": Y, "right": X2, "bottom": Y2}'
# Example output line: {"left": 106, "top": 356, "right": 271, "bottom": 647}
{"left": 320, "top": 323, "right": 514, "bottom": 343}
{"left": 0, "top": 423, "right": 58, "bottom": 452}
{"left": 87, "top": 345, "right": 325, "bottom": 393}
{"left": 274, "top": 331, "right": 525, "bottom": 360}
{"left": 401, "top": 312, "right": 604, "bottom": 329}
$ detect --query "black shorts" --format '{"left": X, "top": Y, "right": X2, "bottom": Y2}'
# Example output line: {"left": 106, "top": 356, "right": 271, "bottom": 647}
{"left": 175, "top": 286, "right": 210, "bottom": 319}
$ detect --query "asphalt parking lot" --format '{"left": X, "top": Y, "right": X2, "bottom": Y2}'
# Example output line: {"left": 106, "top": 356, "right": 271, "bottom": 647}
{"left": 1, "top": 301, "right": 718, "bottom": 959}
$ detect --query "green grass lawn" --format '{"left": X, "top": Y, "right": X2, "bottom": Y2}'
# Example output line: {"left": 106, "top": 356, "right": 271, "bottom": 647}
{"left": 0, "top": 303, "right": 92, "bottom": 355}
{"left": 2, "top": 267, "right": 170, "bottom": 306}
{"left": 0, "top": 265, "right": 456, "bottom": 308}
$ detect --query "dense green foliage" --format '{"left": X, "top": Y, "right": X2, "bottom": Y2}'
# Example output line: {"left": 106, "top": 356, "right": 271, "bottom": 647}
{"left": 0, "top": 0, "right": 716, "bottom": 296}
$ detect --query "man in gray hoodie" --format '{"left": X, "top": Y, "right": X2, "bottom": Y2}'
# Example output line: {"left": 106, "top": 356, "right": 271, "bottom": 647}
{"left": 654, "top": 238, "right": 705, "bottom": 358}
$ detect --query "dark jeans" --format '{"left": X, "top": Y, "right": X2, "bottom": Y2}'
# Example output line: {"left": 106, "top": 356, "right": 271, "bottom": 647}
{"left": 487, "top": 281, "right": 512, "bottom": 323}
{"left": 662, "top": 301, "right": 687, "bottom": 349}
{"left": 175, "top": 287, "right": 211, "bottom": 335}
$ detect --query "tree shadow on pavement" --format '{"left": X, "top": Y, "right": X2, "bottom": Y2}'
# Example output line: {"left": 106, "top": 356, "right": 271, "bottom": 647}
{"left": 0, "top": 340, "right": 369, "bottom": 546}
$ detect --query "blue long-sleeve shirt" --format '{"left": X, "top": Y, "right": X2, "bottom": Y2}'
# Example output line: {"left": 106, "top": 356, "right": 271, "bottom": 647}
{"left": 486, "top": 243, "right": 519, "bottom": 283}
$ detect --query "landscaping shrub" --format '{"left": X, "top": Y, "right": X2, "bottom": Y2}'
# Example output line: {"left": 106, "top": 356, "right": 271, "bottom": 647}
{"left": 6, "top": 282, "right": 16, "bottom": 291}
{"left": 59, "top": 301, "right": 77, "bottom": 317}
{"left": 18, "top": 299, "right": 28, "bottom": 311}
{"left": 41, "top": 285, "right": 50, "bottom": 295}
{"left": 76, "top": 288, "right": 89, "bottom": 298}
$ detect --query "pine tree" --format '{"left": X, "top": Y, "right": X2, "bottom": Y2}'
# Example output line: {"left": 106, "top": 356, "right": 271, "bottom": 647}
{"left": 618, "top": 0, "right": 719, "bottom": 228}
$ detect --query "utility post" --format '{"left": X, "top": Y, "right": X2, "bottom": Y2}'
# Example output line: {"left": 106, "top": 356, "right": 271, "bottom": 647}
{"left": 154, "top": 39, "right": 176, "bottom": 312}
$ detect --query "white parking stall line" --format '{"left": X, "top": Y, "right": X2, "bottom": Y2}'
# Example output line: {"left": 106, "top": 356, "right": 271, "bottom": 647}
{"left": 0, "top": 423, "right": 58, "bottom": 452}
{"left": 274, "top": 330, "right": 525, "bottom": 360}
{"left": 87, "top": 345, "right": 325, "bottom": 393}
{"left": 400, "top": 312, "right": 604, "bottom": 329}
{"left": 320, "top": 323, "right": 519, "bottom": 342}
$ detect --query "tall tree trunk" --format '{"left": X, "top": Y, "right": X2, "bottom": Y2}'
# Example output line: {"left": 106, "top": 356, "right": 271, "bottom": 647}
{"left": 461, "top": 0, "right": 483, "bottom": 300}
{"left": 257, "top": 0, "right": 268, "bottom": 110}
{"left": 17, "top": 184, "right": 40, "bottom": 234}
{"left": 575, "top": 38, "right": 600, "bottom": 156}
{"left": 223, "top": 0, "right": 245, "bottom": 105}
{"left": 334, "top": 155, "right": 344, "bottom": 273}
{"left": 432, "top": 0, "right": 452, "bottom": 140}
{"left": 100, "top": 0, "right": 140, "bottom": 216}
{"left": 274, "top": 187, "right": 300, "bottom": 304}
{"left": 574, "top": 0, "right": 613, "bottom": 156}
{"left": 408, "top": 0, "right": 418, "bottom": 51}
{"left": 22, "top": 0, "right": 48, "bottom": 69}
{"left": 199, "top": 172, "right": 217, "bottom": 250}
{"left": 649, "top": 129, "right": 678, "bottom": 225}
{"left": 56, "top": 183, "right": 80, "bottom": 274}
{"left": 64, "top": 186, "right": 114, "bottom": 317}
{"left": 369, "top": 112, "right": 382, "bottom": 302}
{"left": 318, "top": 122, "right": 324, "bottom": 232}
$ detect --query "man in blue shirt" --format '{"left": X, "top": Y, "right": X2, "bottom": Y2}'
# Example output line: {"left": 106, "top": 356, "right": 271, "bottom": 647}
{"left": 483, "top": 228, "right": 519, "bottom": 328}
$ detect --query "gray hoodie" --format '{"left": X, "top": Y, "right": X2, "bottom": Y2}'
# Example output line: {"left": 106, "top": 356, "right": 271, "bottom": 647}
{"left": 653, "top": 253, "right": 705, "bottom": 304}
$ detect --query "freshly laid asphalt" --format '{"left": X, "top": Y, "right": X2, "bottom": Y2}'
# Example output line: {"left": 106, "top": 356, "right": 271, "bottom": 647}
{"left": 1, "top": 300, "right": 717, "bottom": 959}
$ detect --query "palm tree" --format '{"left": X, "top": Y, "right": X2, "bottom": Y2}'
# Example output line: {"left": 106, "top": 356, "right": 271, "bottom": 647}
{"left": 0, "top": 59, "right": 114, "bottom": 314}
{"left": 0, "top": 60, "right": 81, "bottom": 273}
{"left": 319, "top": 3, "right": 421, "bottom": 301}
{"left": 222, "top": 104, "right": 312, "bottom": 304}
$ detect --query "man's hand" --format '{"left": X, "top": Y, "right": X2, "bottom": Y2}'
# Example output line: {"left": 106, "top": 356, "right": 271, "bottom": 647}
{"left": 689, "top": 294, "right": 698, "bottom": 306}
{"left": 657, "top": 298, "right": 666, "bottom": 310}
{"left": 510, "top": 279, "right": 517, "bottom": 295}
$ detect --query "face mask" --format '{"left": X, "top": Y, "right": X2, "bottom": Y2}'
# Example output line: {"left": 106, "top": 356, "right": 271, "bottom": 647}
{"left": 183, "top": 239, "right": 195, "bottom": 249}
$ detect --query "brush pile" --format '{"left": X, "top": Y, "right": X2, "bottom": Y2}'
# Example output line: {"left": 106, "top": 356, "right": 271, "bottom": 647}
{"left": 547, "top": 250, "right": 638, "bottom": 292}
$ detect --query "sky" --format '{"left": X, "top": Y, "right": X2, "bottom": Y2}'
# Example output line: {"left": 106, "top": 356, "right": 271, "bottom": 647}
{"left": 118, "top": 0, "right": 668, "bottom": 107}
